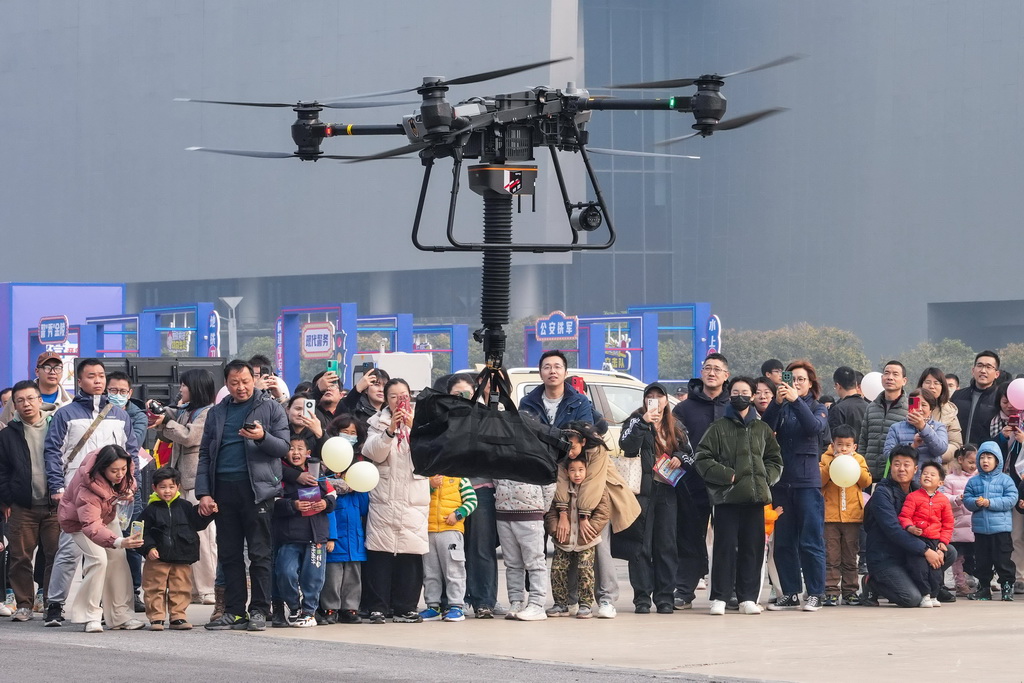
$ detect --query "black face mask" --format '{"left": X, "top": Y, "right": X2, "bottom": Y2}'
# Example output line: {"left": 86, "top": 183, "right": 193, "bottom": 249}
{"left": 730, "top": 395, "right": 752, "bottom": 412}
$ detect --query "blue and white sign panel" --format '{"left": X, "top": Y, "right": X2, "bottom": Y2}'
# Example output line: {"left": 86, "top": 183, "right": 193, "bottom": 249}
{"left": 536, "top": 311, "right": 579, "bottom": 341}
{"left": 38, "top": 316, "right": 69, "bottom": 344}
{"left": 706, "top": 314, "right": 722, "bottom": 355}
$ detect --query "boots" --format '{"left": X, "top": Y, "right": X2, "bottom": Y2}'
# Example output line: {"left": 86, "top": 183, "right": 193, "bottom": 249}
{"left": 210, "top": 586, "right": 226, "bottom": 622}
{"left": 272, "top": 600, "right": 288, "bottom": 628}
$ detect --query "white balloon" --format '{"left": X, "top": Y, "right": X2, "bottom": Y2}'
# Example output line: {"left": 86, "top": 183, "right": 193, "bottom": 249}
{"left": 860, "top": 371, "right": 884, "bottom": 401}
{"left": 829, "top": 454, "right": 861, "bottom": 488}
{"left": 321, "top": 437, "right": 354, "bottom": 474}
{"left": 344, "top": 461, "right": 380, "bottom": 492}
{"left": 216, "top": 386, "right": 230, "bottom": 404}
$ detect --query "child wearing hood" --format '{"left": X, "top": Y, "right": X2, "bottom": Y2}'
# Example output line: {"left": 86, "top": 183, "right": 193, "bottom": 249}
{"left": 963, "top": 441, "right": 1018, "bottom": 601}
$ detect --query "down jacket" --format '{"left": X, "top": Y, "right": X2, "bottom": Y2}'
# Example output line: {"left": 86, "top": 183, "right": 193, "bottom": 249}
{"left": 362, "top": 409, "right": 430, "bottom": 555}
{"left": 858, "top": 392, "right": 909, "bottom": 480}
{"left": 939, "top": 469, "right": 976, "bottom": 543}
{"left": 964, "top": 441, "right": 1018, "bottom": 535}
{"left": 882, "top": 418, "right": 948, "bottom": 468}
{"left": 898, "top": 488, "right": 954, "bottom": 545}
{"left": 819, "top": 445, "right": 872, "bottom": 523}
{"left": 194, "top": 389, "right": 289, "bottom": 504}
{"left": 694, "top": 405, "right": 783, "bottom": 506}
{"left": 327, "top": 492, "right": 369, "bottom": 563}
{"left": 57, "top": 448, "right": 137, "bottom": 548}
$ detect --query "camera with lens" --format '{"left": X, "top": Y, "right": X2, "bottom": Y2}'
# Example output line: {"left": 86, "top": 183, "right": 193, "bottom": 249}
{"left": 147, "top": 400, "right": 167, "bottom": 416}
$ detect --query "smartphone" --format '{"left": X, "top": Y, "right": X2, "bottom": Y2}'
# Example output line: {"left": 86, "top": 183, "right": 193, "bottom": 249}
{"left": 781, "top": 370, "right": 793, "bottom": 385}
{"left": 353, "top": 361, "right": 376, "bottom": 386}
{"left": 647, "top": 397, "right": 659, "bottom": 413}
{"left": 302, "top": 398, "right": 316, "bottom": 419}
{"left": 459, "top": 390, "right": 472, "bottom": 400}
{"left": 1009, "top": 410, "right": 1021, "bottom": 429}
{"left": 570, "top": 376, "right": 586, "bottom": 394}
{"left": 908, "top": 395, "right": 921, "bottom": 412}
{"left": 242, "top": 421, "right": 258, "bottom": 431}
{"left": 325, "top": 360, "right": 340, "bottom": 375}
{"left": 130, "top": 520, "right": 144, "bottom": 539}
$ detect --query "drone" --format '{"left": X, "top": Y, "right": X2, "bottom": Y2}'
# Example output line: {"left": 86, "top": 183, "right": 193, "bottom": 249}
{"left": 180, "top": 54, "right": 798, "bottom": 377}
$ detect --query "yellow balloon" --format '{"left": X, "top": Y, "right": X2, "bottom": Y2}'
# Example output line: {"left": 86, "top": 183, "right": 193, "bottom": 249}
{"left": 344, "top": 461, "right": 380, "bottom": 493}
{"left": 321, "top": 437, "right": 354, "bottom": 474}
{"left": 829, "top": 454, "right": 861, "bottom": 488}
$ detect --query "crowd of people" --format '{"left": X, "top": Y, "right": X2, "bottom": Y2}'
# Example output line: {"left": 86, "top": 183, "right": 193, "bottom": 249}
{"left": 0, "top": 345, "right": 1017, "bottom": 634}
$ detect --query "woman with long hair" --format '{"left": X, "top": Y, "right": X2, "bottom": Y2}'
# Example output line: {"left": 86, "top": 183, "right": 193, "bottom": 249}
{"left": 916, "top": 366, "right": 963, "bottom": 468}
{"left": 57, "top": 445, "right": 144, "bottom": 632}
{"left": 762, "top": 359, "right": 830, "bottom": 612}
{"left": 151, "top": 368, "right": 219, "bottom": 606}
{"left": 619, "top": 382, "right": 691, "bottom": 614}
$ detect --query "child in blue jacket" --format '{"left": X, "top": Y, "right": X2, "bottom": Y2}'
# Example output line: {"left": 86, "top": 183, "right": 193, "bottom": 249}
{"left": 320, "top": 415, "right": 369, "bottom": 624}
{"left": 963, "top": 441, "right": 1018, "bottom": 601}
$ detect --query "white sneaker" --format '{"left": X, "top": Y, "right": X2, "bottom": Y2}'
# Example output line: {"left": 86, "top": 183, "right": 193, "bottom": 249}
{"left": 0, "top": 604, "right": 12, "bottom": 617}
{"left": 111, "top": 618, "right": 146, "bottom": 630}
{"left": 918, "top": 595, "right": 933, "bottom": 608}
{"left": 514, "top": 603, "right": 547, "bottom": 621}
{"left": 929, "top": 597, "right": 942, "bottom": 608}
{"left": 596, "top": 601, "right": 616, "bottom": 619}
{"left": 12, "top": 607, "right": 33, "bottom": 622}
{"left": 504, "top": 600, "right": 525, "bottom": 620}
{"left": 697, "top": 578, "right": 707, "bottom": 590}
{"left": 738, "top": 601, "right": 763, "bottom": 614}
{"left": 85, "top": 621, "right": 103, "bottom": 633}
{"left": 567, "top": 602, "right": 579, "bottom": 616}
{"left": 709, "top": 600, "right": 726, "bottom": 615}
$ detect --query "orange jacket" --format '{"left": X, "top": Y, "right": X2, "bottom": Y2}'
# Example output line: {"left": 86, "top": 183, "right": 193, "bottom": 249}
{"left": 819, "top": 445, "right": 872, "bottom": 523}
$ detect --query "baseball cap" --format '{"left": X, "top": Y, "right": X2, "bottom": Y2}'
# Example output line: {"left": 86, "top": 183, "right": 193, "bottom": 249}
{"left": 36, "top": 352, "right": 62, "bottom": 367}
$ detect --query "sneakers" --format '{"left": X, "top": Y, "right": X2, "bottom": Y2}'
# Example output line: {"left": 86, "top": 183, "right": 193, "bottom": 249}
{"left": 368, "top": 611, "right": 386, "bottom": 624}
{"left": 739, "top": 601, "right": 763, "bottom": 614}
{"left": 635, "top": 604, "right": 651, "bottom": 614}
{"left": 419, "top": 606, "right": 443, "bottom": 622}
{"left": 133, "top": 595, "right": 146, "bottom": 613}
{"left": 473, "top": 606, "right": 493, "bottom": 619}
{"left": 170, "top": 619, "right": 192, "bottom": 630}
{"left": 339, "top": 610, "right": 362, "bottom": 624}
{"left": 709, "top": 600, "right": 726, "bottom": 615}
{"left": 111, "top": 618, "right": 146, "bottom": 630}
{"left": 247, "top": 612, "right": 267, "bottom": 631}
{"left": 85, "top": 621, "right": 103, "bottom": 633}
{"left": 514, "top": 603, "right": 547, "bottom": 621}
{"left": 576, "top": 605, "right": 593, "bottom": 619}
{"left": 823, "top": 595, "right": 839, "bottom": 607}
{"left": 442, "top": 606, "right": 466, "bottom": 622}
{"left": 205, "top": 613, "right": 247, "bottom": 630}
{"left": 802, "top": 595, "right": 823, "bottom": 612}
{"left": 150, "top": 622, "right": 165, "bottom": 631}
{"left": 673, "top": 597, "right": 692, "bottom": 610}
{"left": 842, "top": 594, "right": 861, "bottom": 606}
{"left": 33, "top": 590, "right": 44, "bottom": 613}
{"left": 491, "top": 603, "right": 510, "bottom": 617}
{"left": 393, "top": 611, "right": 423, "bottom": 623}
{"left": 567, "top": 603, "right": 579, "bottom": 616}
{"left": 1002, "top": 582, "right": 1015, "bottom": 602}
{"left": 291, "top": 611, "right": 317, "bottom": 628}
{"left": 1014, "top": 580, "right": 1024, "bottom": 595}
{"left": 935, "top": 587, "right": 956, "bottom": 603}
{"left": 918, "top": 594, "right": 934, "bottom": 608}
{"left": 0, "top": 603, "right": 12, "bottom": 617}
{"left": 970, "top": 587, "right": 993, "bottom": 601}
{"left": 596, "top": 601, "right": 616, "bottom": 619}
{"left": 504, "top": 600, "right": 525, "bottom": 620}
{"left": 767, "top": 594, "right": 800, "bottom": 611}
{"left": 43, "top": 603, "right": 64, "bottom": 627}
{"left": 545, "top": 604, "right": 570, "bottom": 617}
{"left": 12, "top": 607, "right": 33, "bottom": 622}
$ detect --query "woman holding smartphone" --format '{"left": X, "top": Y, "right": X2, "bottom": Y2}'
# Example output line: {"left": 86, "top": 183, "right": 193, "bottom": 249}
{"left": 151, "top": 368, "right": 218, "bottom": 605}
{"left": 286, "top": 394, "right": 328, "bottom": 459}
{"left": 361, "top": 378, "right": 430, "bottom": 623}
{"left": 916, "top": 367, "right": 963, "bottom": 468}
{"left": 619, "top": 382, "right": 690, "bottom": 614}
{"left": 57, "top": 445, "right": 145, "bottom": 632}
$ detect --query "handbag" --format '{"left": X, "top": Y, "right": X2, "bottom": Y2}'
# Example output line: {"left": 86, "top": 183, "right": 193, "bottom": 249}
{"left": 612, "top": 453, "right": 642, "bottom": 495}
{"left": 410, "top": 367, "right": 569, "bottom": 485}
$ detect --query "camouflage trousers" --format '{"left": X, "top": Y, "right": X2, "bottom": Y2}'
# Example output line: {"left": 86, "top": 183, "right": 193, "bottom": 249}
{"left": 550, "top": 546, "right": 596, "bottom": 608}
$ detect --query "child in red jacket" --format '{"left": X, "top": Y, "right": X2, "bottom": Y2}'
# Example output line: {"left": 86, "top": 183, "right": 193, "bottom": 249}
{"left": 898, "top": 462, "right": 954, "bottom": 607}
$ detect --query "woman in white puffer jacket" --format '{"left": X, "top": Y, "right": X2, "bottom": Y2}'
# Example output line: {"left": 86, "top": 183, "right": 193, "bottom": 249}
{"left": 361, "top": 378, "right": 430, "bottom": 624}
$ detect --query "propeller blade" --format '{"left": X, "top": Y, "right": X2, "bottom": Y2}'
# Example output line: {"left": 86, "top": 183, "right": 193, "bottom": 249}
{"left": 605, "top": 77, "right": 695, "bottom": 90}
{"left": 587, "top": 147, "right": 699, "bottom": 160}
{"left": 174, "top": 98, "right": 293, "bottom": 108}
{"left": 444, "top": 56, "right": 573, "bottom": 86}
{"left": 721, "top": 54, "right": 803, "bottom": 79}
{"left": 346, "top": 141, "right": 429, "bottom": 163}
{"left": 654, "top": 132, "right": 700, "bottom": 147}
{"left": 321, "top": 99, "right": 419, "bottom": 109}
{"left": 186, "top": 147, "right": 297, "bottom": 158}
{"left": 713, "top": 107, "right": 787, "bottom": 131}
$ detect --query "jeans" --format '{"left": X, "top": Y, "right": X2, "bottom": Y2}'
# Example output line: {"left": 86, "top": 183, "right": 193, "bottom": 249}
{"left": 275, "top": 542, "right": 327, "bottom": 614}
{"left": 773, "top": 486, "right": 827, "bottom": 597}
{"left": 464, "top": 486, "right": 498, "bottom": 609}
{"left": 215, "top": 478, "right": 274, "bottom": 618}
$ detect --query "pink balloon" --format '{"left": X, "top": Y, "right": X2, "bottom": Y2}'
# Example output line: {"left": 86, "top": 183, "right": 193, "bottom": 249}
{"left": 1007, "top": 378, "right": 1024, "bottom": 410}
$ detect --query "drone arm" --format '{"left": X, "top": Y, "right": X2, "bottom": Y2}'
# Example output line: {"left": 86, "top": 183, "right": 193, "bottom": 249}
{"left": 323, "top": 124, "right": 405, "bottom": 137}
{"left": 583, "top": 97, "right": 693, "bottom": 113}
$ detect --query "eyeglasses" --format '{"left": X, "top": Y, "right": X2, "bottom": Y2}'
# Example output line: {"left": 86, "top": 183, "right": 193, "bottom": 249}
{"left": 13, "top": 396, "right": 40, "bottom": 406}
{"left": 975, "top": 362, "right": 998, "bottom": 371}
{"left": 702, "top": 365, "right": 727, "bottom": 374}
{"left": 37, "top": 365, "right": 62, "bottom": 374}
{"left": 107, "top": 388, "right": 131, "bottom": 396}
{"left": 792, "top": 376, "right": 809, "bottom": 384}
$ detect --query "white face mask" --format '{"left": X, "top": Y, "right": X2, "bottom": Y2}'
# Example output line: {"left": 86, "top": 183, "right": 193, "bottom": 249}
{"left": 340, "top": 434, "right": 358, "bottom": 445}
{"left": 107, "top": 393, "right": 128, "bottom": 407}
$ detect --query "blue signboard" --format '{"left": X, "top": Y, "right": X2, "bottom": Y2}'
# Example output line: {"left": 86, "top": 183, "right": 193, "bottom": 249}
{"left": 536, "top": 311, "right": 579, "bottom": 341}
{"left": 706, "top": 314, "right": 721, "bottom": 355}
{"left": 38, "top": 315, "right": 69, "bottom": 344}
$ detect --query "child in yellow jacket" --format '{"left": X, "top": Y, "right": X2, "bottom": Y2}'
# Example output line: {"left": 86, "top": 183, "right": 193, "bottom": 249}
{"left": 819, "top": 425, "right": 872, "bottom": 605}
{"left": 420, "top": 476, "right": 477, "bottom": 622}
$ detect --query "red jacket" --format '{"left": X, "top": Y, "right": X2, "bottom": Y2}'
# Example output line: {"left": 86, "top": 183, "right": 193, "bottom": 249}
{"left": 898, "top": 488, "right": 954, "bottom": 545}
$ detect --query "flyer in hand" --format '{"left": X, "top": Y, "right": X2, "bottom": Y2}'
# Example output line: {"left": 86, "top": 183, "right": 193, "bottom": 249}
{"left": 653, "top": 454, "right": 684, "bottom": 487}
{"left": 297, "top": 486, "right": 322, "bottom": 516}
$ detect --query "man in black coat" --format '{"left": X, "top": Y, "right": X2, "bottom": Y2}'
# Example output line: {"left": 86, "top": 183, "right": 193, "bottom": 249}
{"left": 952, "top": 350, "right": 1002, "bottom": 446}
